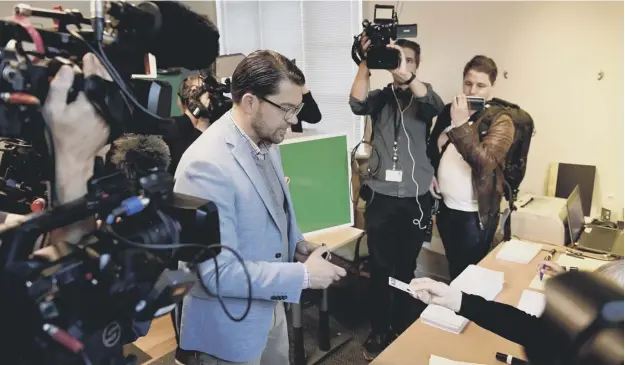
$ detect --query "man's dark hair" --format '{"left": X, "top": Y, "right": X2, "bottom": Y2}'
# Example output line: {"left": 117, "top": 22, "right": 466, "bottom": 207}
{"left": 395, "top": 39, "right": 421, "bottom": 68}
{"left": 231, "top": 50, "right": 305, "bottom": 104}
{"left": 463, "top": 55, "right": 498, "bottom": 84}
{"left": 178, "top": 75, "right": 205, "bottom": 105}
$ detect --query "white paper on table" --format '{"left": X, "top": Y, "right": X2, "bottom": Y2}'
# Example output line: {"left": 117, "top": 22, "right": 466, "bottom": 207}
{"left": 556, "top": 255, "right": 606, "bottom": 272}
{"left": 495, "top": 239, "right": 542, "bottom": 264}
{"left": 517, "top": 290, "right": 546, "bottom": 317}
{"left": 421, "top": 265, "right": 504, "bottom": 334}
{"left": 429, "top": 354, "right": 485, "bottom": 365}
{"left": 529, "top": 274, "right": 549, "bottom": 291}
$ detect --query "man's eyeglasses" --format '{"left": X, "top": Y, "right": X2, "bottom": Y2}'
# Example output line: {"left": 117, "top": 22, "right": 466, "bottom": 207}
{"left": 259, "top": 96, "right": 304, "bottom": 121}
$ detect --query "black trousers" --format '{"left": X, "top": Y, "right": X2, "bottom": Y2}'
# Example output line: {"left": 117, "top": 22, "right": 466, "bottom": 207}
{"left": 436, "top": 202, "right": 498, "bottom": 280}
{"left": 365, "top": 192, "right": 432, "bottom": 335}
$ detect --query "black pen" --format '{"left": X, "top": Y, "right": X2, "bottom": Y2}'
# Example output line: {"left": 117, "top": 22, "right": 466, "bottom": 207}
{"left": 496, "top": 352, "right": 528, "bottom": 365}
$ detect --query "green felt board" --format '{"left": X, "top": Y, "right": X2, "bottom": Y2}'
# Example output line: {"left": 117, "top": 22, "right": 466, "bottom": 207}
{"left": 279, "top": 135, "right": 352, "bottom": 234}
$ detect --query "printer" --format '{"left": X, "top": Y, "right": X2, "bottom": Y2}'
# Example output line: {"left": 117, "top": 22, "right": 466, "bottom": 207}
{"left": 510, "top": 195, "right": 568, "bottom": 246}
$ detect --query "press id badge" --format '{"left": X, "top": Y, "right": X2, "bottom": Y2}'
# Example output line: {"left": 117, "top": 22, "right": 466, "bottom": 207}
{"left": 385, "top": 169, "right": 403, "bottom": 182}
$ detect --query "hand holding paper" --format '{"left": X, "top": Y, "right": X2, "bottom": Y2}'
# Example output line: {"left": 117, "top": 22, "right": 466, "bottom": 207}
{"left": 409, "top": 277, "right": 463, "bottom": 313}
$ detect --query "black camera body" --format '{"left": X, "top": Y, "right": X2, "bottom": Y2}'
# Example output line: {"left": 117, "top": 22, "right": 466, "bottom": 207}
{"left": 353, "top": 5, "right": 417, "bottom": 70}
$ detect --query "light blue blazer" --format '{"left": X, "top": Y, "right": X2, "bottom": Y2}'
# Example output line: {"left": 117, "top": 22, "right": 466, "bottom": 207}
{"left": 173, "top": 114, "right": 306, "bottom": 362}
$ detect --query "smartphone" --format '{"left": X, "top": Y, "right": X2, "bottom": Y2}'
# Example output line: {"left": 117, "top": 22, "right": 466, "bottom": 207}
{"left": 467, "top": 96, "right": 485, "bottom": 111}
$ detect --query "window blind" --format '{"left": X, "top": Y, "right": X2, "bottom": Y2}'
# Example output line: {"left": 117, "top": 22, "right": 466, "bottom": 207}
{"left": 216, "top": 0, "right": 364, "bottom": 148}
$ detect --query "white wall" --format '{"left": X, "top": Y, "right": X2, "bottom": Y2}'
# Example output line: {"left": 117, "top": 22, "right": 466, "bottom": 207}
{"left": 365, "top": 1, "right": 624, "bottom": 218}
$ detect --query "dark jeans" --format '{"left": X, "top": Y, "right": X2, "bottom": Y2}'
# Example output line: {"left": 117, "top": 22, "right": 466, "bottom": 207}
{"left": 365, "top": 192, "right": 432, "bottom": 335}
{"left": 437, "top": 202, "right": 498, "bottom": 280}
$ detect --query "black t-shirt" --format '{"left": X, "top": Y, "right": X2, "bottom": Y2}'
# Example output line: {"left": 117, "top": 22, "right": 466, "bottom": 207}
{"left": 164, "top": 114, "right": 204, "bottom": 175}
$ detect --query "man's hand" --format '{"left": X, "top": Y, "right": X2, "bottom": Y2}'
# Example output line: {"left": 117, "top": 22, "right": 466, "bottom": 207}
{"left": 387, "top": 42, "right": 412, "bottom": 83}
{"left": 429, "top": 176, "right": 442, "bottom": 199}
{"left": 295, "top": 240, "right": 323, "bottom": 263}
{"left": 450, "top": 94, "right": 471, "bottom": 127}
{"left": 44, "top": 53, "right": 111, "bottom": 162}
{"left": 44, "top": 53, "right": 112, "bottom": 204}
{"left": 359, "top": 32, "right": 371, "bottom": 59}
{"left": 304, "top": 248, "right": 347, "bottom": 289}
{"left": 537, "top": 261, "right": 565, "bottom": 276}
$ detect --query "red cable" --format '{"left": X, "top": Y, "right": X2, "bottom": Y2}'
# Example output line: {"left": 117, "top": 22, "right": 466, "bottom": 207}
{"left": 10, "top": 14, "right": 45, "bottom": 61}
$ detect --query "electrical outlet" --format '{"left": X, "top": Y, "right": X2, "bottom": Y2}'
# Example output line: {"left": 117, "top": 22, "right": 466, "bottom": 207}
{"left": 601, "top": 207, "right": 612, "bottom": 222}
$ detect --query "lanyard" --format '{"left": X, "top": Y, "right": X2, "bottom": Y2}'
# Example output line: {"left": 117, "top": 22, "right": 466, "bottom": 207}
{"left": 391, "top": 90, "right": 414, "bottom": 170}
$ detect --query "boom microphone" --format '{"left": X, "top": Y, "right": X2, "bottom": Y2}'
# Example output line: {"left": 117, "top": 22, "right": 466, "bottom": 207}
{"left": 109, "top": 1, "right": 221, "bottom": 70}
{"left": 108, "top": 133, "right": 171, "bottom": 183}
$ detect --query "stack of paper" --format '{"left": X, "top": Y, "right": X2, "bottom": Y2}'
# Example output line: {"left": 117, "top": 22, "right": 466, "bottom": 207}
{"left": 429, "top": 355, "right": 485, "bottom": 365}
{"left": 517, "top": 289, "right": 546, "bottom": 317}
{"left": 420, "top": 265, "right": 504, "bottom": 334}
{"left": 556, "top": 255, "right": 606, "bottom": 271}
{"left": 495, "top": 239, "right": 542, "bottom": 264}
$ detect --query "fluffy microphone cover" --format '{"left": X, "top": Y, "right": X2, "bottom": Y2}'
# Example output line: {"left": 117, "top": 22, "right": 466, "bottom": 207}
{"left": 149, "top": 1, "right": 221, "bottom": 70}
{"left": 109, "top": 134, "right": 172, "bottom": 178}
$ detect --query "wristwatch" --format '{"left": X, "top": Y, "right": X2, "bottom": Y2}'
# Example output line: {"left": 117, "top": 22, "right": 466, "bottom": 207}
{"left": 401, "top": 72, "right": 416, "bottom": 85}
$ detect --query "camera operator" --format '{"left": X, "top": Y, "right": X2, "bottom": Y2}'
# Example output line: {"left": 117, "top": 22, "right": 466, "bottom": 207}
{"left": 427, "top": 56, "right": 514, "bottom": 280}
{"left": 165, "top": 75, "right": 212, "bottom": 175}
{"left": 409, "top": 260, "right": 624, "bottom": 364}
{"left": 349, "top": 35, "right": 444, "bottom": 359}
{"left": 174, "top": 50, "right": 346, "bottom": 365}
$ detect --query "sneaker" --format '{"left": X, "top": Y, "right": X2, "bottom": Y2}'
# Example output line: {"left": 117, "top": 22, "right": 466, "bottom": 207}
{"left": 362, "top": 332, "right": 388, "bottom": 361}
{"left": 174, "top": 348, "right": 191, "bottom": 365}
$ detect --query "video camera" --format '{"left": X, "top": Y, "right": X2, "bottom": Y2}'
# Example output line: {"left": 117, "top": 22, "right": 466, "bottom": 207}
{"left": 182, "top": 71, "right": 233, "bottom": 122}
{"left": 352, "top": 4, "right": 417, "bottom": 69}
{"left": 0, "top": 2, "right": 244, "bottom": 365}
{"left": 0, "top": 167, "right": 223, "bottom": 365}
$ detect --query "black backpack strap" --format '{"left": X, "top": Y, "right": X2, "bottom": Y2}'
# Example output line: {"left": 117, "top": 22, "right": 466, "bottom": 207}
{"left": 440, "top": 140, "right": 452, "bottom": 157}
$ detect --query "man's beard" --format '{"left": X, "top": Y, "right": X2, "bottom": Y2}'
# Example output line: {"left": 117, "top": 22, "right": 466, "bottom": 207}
{"left": 251, "top": 112, "right": 284, "bottom": 145}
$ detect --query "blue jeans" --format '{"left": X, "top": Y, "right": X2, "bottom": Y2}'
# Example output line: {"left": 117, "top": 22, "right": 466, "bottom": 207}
{"left": 437, "top": 202, "right": 498, "bottom": 280}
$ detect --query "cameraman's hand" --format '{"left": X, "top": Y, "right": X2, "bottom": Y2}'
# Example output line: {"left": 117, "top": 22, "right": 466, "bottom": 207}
{"left": 387, "top": 42, "right": 411, "bottom": 83}
{"left": 304, "top": 247, "right": 346, "bottom": 289}
{"left": 43, "top": 53, "right": 112, "bottom": 203}
{"left": 359, "top": 32, "right": 371, "bottom": 59}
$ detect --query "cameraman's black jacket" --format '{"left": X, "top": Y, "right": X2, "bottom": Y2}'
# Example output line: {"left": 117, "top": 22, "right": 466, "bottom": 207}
{"left": 165, "top": 114, "right": 204, "bottom": 175}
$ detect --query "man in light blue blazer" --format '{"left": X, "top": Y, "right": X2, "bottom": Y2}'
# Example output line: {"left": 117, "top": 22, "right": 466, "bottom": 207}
{"left": 174, "top": 50, "right": 346, "bottom": 365}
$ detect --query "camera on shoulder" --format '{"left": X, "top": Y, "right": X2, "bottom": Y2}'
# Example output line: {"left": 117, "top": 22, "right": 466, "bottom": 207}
{"left": 351, "top": 4, "right": 417, "bottom": 70}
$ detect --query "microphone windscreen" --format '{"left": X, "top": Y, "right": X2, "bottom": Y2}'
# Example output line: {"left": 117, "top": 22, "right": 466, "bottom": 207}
{"left": 109, "top": 134, "right": 171, "bottom": 180}
{"left": 145, "top": 1, "right": 221, "bottom": 70}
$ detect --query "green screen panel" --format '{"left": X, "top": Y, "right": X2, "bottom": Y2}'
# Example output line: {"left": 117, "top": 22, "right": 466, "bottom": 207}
{"left": 279, "top": 134, "right": 352, "bottom": 234}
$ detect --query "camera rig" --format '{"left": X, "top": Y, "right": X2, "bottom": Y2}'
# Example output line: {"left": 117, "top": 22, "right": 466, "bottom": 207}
{"left": 182, "top": 72, "right": 233, "bottom": 122}
{"left": 352, "top": 4, "right": 417, "bottom": 69}
{"left": 0, "top": 166, "right": 227, "bottom": 365}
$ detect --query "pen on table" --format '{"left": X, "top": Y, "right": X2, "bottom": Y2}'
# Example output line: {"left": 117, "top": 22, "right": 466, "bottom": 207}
{"left": 496, "top": 352, "right": 528, "bottom": 365}
{"left": 540, "top": 249, "right": 555, "bottom": 281}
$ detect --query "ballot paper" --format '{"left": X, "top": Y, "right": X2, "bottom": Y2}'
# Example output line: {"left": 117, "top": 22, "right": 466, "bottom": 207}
{"left": 429, "top": 354, "right": 485, "bottom": 365}
{"left": 517, "top": 290, "right": 546, "bottom": 317}
{"left": 556, "top": 255, "right": 606, "bottom": 272}
{"left": 388, "top": 277, "right": 414, "bottom": 295}
{"left": 495, "top": 239, "right": 542, "bottom": 264}
{"left": 420, "top": 265, "right": 504, "bottom": 334}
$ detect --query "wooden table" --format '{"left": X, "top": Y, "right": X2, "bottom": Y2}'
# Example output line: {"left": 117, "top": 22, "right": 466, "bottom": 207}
{"left": 371, "top": 241, "right": 562, "bottom": 365}
{"left": 292, "top": 226, "right": 365, "bottom": 365}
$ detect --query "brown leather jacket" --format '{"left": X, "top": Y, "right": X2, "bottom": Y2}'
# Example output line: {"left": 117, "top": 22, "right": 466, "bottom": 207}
{"left": 446, "top": 112, "right": 515, "bottom": 229}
